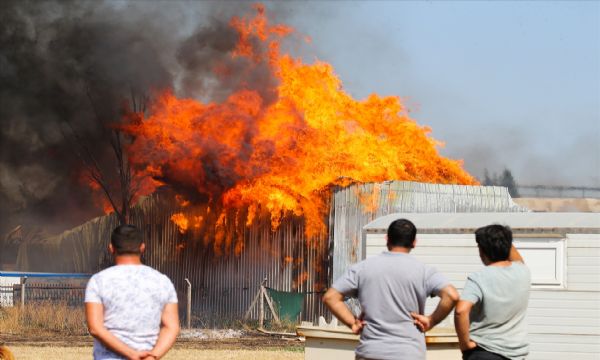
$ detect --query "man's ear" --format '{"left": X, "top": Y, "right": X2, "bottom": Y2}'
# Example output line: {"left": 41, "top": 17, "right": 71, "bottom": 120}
{"left": 412, "top": 238, "right": 417, "bottom": 249}
{"left": 108, "top": 243, "right": 115, "bottom": 255}
{"left": 140, "top": 243, "right": 146, "bottom": 254}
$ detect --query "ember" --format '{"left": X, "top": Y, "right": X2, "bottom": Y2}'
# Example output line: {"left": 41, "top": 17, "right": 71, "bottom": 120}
{"left": 171, "top": 213, "right": 189, "bottom": 234}
{"left": 124, "top": 4, "right": 476, "bottom": 239}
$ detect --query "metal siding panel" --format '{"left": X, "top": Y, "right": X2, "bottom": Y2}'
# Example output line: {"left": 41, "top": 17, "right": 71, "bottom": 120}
{"left": 331, "top": 181, "right": 527, "bottom": 282}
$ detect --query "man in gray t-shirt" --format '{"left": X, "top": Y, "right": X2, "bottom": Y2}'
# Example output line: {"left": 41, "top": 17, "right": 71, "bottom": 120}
{"left": 85, "top": 225, "right": 179, "bottom": 360}
{"left": 323, "top": 219, "right": 459, "bottom": 360}
{"left": 455, "top": 224, "right": 531, "bottom": 360}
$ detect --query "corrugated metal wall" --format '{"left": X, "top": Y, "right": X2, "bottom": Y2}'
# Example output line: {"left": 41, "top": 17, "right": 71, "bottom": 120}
{"left": 13, "top": 181, "right": 526, "bottom": 326}
{"left": 132, "top": 194, "right": 330, "bottom": 326}
{"left": 15, "top": 215, "right": 119, "bottom": 273}
{"left": 15, "top": 190, "right": 330, "bottom": 325}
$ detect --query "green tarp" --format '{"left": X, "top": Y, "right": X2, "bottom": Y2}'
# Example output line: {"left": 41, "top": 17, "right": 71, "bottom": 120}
{"left": 266, "top": 288, "right": 304, "bottom": 321}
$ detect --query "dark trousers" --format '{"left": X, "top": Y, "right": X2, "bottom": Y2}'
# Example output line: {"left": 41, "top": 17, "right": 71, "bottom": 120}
{"left": 462, "top": 346, "right": 509, "bottom": 360}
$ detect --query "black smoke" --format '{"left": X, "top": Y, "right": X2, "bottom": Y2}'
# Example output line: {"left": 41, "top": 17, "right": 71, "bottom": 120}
{"left": 177, "top": 16, "right": 279, "bottom": 105}
{"left": 0, "top": 0, "right": 175, "bottom": 235}
{"left": 0, "top": 0, "right": 278, "bottom": 236}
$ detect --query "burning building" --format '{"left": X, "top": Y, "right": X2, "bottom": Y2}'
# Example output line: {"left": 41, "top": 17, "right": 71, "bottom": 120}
{"left": 9, "top": 181, "right": 525, "bottom": 325}
{"left": 0, "top": 3, "right": 527, "bottom": 325}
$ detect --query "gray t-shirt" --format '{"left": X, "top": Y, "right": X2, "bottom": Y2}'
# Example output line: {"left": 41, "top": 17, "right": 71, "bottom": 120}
{"left": 85, "top": 264, "right": 178, "bottom": 360}
{"left": 332, "top": 251, "right": 449, "bottom": 360}
{"left": 461, "top": 261, "right": 530, "bottom": 360}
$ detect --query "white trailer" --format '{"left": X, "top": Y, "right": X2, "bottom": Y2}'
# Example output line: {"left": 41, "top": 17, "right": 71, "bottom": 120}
{"left": 362, "top": 212, "right": 600, "bottom": 360}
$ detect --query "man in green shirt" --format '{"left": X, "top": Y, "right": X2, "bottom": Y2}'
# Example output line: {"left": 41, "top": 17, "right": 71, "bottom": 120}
{"left": 455, "top": 224, "right": 530, "bottom": 360}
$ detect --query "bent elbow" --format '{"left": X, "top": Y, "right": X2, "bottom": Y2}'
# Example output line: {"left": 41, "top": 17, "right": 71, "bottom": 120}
{"left": 442, "top": 286, "right": 460, "bottom": 304}
{"left": 454, "top": 302, "right": 470, "bottom": 317}
{"left": 449, "top": 290, "right": 460, "bottom": 304}
{"left": 322, "top": 288, "right": 345, "bottom": 310}
{"left": 164, "top": 318, "right": 180, "bottom": 336}
{"left": 453, "top": 307, "right": 465, "bottom": 317}
{"left": 87, "top": 325, "right": 100, "bottom": 338}
{"left": 322, "top": 290, "right": 333, "bottom": 304}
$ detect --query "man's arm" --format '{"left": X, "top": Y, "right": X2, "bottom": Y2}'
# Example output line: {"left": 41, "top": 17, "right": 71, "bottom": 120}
{"left": 411, "top": 284, "right": 459, "bottom": 332}
{"left": 85, "top": 303, "right": 151, "bottom": 360}
{"left": 149, "top": 303, "right": 180, "bottom": 359}
{"left": 509, "top": 244, "right": 524, "bottom": 263}
{"left": 322, "top": 288, "right": 364, "bottom": 334}
{"left": 454, "top": 300, "right": 477, "bottom": 351}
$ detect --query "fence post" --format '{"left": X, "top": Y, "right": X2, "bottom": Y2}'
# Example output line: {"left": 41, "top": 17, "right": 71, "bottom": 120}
{"left": 259, "top": 277, "right": 267, "bottom": 329}
{"left": 20, "top": 276, "right": 27, "bottom": 308}
{"left": 184, "top": 278, "right": 191, "bottom": 329}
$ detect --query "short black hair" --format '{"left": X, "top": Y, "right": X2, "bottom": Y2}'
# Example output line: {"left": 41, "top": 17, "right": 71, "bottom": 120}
{"left": 387, "top": 219, "right": 417, "bottom": 248}
{"left": 111, "top": 225, "right": 143, "bottom": 255}
{"left": 475, "top": 224, "right": 512, "bottom": 262}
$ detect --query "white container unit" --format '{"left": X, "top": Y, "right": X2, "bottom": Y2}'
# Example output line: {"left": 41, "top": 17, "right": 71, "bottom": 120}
{"left": 363, "top": 212, "right": 600, "bottom": 360}
{"left": 297, "top": 325, "right": 460, "bottom": 360}
{"left": 0, "top": 276, "right": 20, "bottom": 306}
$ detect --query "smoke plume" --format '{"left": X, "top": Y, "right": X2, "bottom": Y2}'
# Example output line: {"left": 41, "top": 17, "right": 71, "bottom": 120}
{"left": 0, "top": 0, "right": 256, "bottom": 235}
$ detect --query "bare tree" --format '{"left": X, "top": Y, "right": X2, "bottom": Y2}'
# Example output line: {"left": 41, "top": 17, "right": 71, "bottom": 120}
{"left": 64, "top": 89, "right": 148, "bottom": 225}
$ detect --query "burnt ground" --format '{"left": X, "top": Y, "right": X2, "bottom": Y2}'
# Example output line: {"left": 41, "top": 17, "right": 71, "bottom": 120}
{"left": 1, "top": 332, "right": 304, "bottom": 350}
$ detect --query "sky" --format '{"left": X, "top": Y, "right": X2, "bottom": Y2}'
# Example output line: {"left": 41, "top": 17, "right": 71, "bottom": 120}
{"left": 278, "top": 0, "right": 600, "bottom": 187}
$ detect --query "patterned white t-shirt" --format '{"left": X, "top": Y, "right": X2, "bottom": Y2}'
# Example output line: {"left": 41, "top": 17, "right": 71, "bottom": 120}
{"left": 85, "top": 264, "right": 178, "bottom": 360}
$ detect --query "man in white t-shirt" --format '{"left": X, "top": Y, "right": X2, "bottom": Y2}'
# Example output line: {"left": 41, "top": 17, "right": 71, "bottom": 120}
{"left": 85, "top": 225, "right": 179, "bottom": 360}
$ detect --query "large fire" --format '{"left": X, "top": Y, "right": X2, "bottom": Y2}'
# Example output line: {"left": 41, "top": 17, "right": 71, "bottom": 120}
{"left": 121, "top": 4, "right": 476, "bottom": 239}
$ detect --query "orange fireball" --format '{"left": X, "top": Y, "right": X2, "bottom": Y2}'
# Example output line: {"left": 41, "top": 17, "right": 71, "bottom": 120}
{"left": 125, "top": 4, "right": 477, "bottom": 238}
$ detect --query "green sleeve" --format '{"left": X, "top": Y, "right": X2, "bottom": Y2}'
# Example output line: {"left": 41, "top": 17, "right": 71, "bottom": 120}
{"left": 461, "top": 275, "right": 482, "bottom": 304}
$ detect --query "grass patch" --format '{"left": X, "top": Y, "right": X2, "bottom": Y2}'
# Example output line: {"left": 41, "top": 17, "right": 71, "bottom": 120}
{"left": 262, "top": 318, "right": 299, "bottom": 333}
{"left": 0, "top": 302, "right": 303, "bottom": 337}
{"left": 187, "top": 316, "right": 300, "bottom": 334}
{"left": 0, "top": 301, "right": 87, "bottom": 336}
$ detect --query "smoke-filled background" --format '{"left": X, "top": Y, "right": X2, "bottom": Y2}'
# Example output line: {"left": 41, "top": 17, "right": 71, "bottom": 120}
{"left": 0, "top": 0, "right": 250, "bottom": 235}
{"left": 1, "top": 1, "right": 598, "bottom": 236}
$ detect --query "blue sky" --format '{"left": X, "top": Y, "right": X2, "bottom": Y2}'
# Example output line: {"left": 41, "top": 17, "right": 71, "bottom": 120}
{"left": 278, "top": 1, "right": 599, "bottom": 186}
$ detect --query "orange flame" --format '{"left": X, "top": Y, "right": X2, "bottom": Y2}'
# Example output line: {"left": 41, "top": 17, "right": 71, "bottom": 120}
{"left": 81, "top": 174, "right": 114, "bottom": 215}
{"left": 171, "top": 212, "right": 189, "bottom": 234}
{"left": 81, "top": 162, "right": 162, "bottom": 215}
{"left": 175, "top": 194, "right": 191, "bottom": 207}
{"left": 356, "top": 184, "right": 382, "bottom": 214}
{"left": 128, "top": 4, "right": 477, "bottom": 239}
{"left": 293, "top": 271, "right": 310, "bottom": 289}
{"left": 193, "top": 215, "right": 203, "bottom": 229}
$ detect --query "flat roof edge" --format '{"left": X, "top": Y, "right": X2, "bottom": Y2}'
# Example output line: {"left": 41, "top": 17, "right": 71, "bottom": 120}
{"left": 363, "top": 212, "right": 600, "bottom": 231}
{"left": 365, "top": 227, "right": 600, "bottom": 235}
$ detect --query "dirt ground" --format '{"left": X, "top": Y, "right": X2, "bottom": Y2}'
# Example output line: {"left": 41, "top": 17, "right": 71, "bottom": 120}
{"left": 10, "top": 347, "right": 303, "bottom": 360}
{"left": 3, "top": 333, "right": 305, "bottom": 360}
